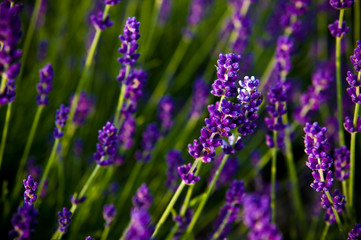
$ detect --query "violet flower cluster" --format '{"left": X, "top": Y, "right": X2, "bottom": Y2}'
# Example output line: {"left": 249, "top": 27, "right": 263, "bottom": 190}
{"left": 57, "top": 207, "right": 72, "bottom": 233}
{"left": 158, "top": 95, "right": 174, "bottom": 134}
{"left": 189, "top": 77, "right": 209, "bottom": 118}
{"left": 103, "top": 204, "right": 116, "bottom": 227}
{"left": 71, "top": 91, "right": 94, "bottom": 126}
{"left": 93, "top": 122, "right": 118, "bottom": 166}
{"left": 166, "top": 150, "right": 185, "bottom": 192}
{"left": 334, "top": 146, "right": 350, "bottom": 181}
{"left": 132, "top": 184, "right": 153, "bottom": 210}
{"left": 53, "top": 105, "right": 70, "bottom": 139}
{"left": 0, "top": 1, "right": 23, "bottom": 106}
{"left": 348, "top": 223, "right": 361, "bottom": 240}
{"left": 242, "top": 193, "right": 282, "bottom": 240}
{"left": 211, "top": 180, "right": 244, "bottom": 239}
{"left": 90, "top": 0, "right": 120, "bottom": 30}
{"left": 36, "top": 63, "right": 54, "bottom": 106}
{"left": 23, "top": 175, "right": 38, "bottom": 206}
{"left": 329, "top": 0, "right": 354, "bottom": 9}
{"left": 135, "top": 123, "right": 160, "bottom": 162}
{"left": 328, "top": 1, "right": 352, "bottom": 38}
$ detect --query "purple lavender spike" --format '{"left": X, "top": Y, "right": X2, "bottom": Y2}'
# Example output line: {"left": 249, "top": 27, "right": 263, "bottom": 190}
{"left": 36, "top": 63, "right": 54, "bottom": 106}
{"left": 91, "top": 11, "right": 113, "bottom": 30}
{"left": 328, "top": 20, "right": 349, "bottom": 38}
{"left": 348, "top": 223, "right": 361, "bottom": 240}
{"left": 329, "top": 0, "right": 354, "bottom": 9}
{"left": 158, "top": 95, "right": 174, "bottom": 133}
{"left": 166, "top": 150, "right": 185, "bottom": 192}
{"left": 9, "top": 204, "right": 38, "bottom": 239}
{"left": 189, "top": 77, "right": 209, "bottom": 118}
{"left": 135, "top": 123, "right": 160, "bottom": 162}
{"left": 350, "top": 41, "right": 361, "bottom": 72}
{"left": 178, "top": 163, "right": 200, "bottom": 185}
{"left": 23, "top": 175, "right": 38, "bottom": 206}
{"left": 103, "top": 204, "right": 116, "bottom": 227}
{"left": 53, "top": 105, "right": 70, "bottom": 139}
{"left": 104, "top": 0, "right": 121, "bottom": 5}
{"left": 57, "top": 207, "right": 72, "bottom": 233}
{"left": 124, "top": 209, "right": 154, "bottom": 239}
{"left": 334, "top": 146, "right": 350, "bottom": 181}
{"left": 71, "top": 91, "right": 95, "bottom": 126}
{"left": 132, "top": 184, "right": 153, "bottom": 210}
{"left": 93, "top": 122, "right": 118, "bottom": 166}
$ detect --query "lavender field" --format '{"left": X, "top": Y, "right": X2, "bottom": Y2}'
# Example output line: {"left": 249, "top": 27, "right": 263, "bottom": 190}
{"left": 0, "top": 0, "right": 361, "bottom": 239}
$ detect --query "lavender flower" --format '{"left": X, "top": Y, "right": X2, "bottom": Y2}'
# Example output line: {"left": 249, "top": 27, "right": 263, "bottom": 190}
{"left": 135, "top": 123, "right": 160, "bottom": 162}
{"left": 159, "top": 0, "right": 171, "bottom": 25}
{"left": 53, "top": 105, "right": 70, "bottom": 139}
{"left": 9, "top": 204, "right": 38, "bottom": 240}
{"left": 118, "top": 116, "right": 136, "bottom": 149}
{"left": 70, "top": 195, "right": 86, "bottom": 205}
{"left": 71, "top": 91, "right": 94, "bottom": 126}
{"left": 124, "top": 209, "right": 154, "bottom": 239}
{"left": 334, "top": 146, "right": 350, "bottom": 181}
{"left": 189, "top": 77, "right": 209, "bottom": 118}
{"left": 93, "top": 122, "right": 118, "bottom": 166}
{"left": 173, "top": 209, "right": 193, "bottom": 237}
{"left": 275, "top": 36, "right": 293, "bottom": 74}
{"left": 104, "top": 0, "right": 121, "bottom": 5}
{"left": 158, "top": 95, "right": 174, "bottom": 133}
{"left": 23, "top": 175, "right": 38, "bottom": 206}
{"left": 350, "top": 41, "right": 361, "bottom": 72}
{"left": 132, "top": 184, "right": 153, "bottom": 210}
{"left": 348, "top": 223, "right": 361, "bottom": 240}
{"left": 166, "top": 150, "right": 184, "bottom": 191}
{"left": 36, "top": 63, "right": 54, "bottom": 106}
{"left": 211, "top": 180, "right": 244, "bottom": 239}
{"left": 178, "top": 163, "right": 200, "bottom": 185}
{"left": 230, "top": 12, "right": 252, "bottom": 54}
{"left": 187, "top": 0, "right": 212, "bottom": 27}
{"left": 57, "top": 207, "right": 72, "bottom": 233}
{"left": 117, "top": 17, "right": 141, "bottom": 82}
{"left": 103, "top": 204, "right": 116, "bottom": 227}
{"left": 122, "top": 69, "right": 147, "bottom": 116}
{"left": 344, "top": 115, "right": 361, "bottom": 133}
{"left": 328, "top": 20, "right": 349, "bottom": 38}
{"left": 85, "top": 237, "right": 95, "bottom": 240}
{"left": 209, "top": 155, "right": 240, "bottom": 189}
{"left": 91, "top": 11, "right": 113, "bottom": 30}
{"left": 329, "top": 0, "right": 354, "bottom": 9}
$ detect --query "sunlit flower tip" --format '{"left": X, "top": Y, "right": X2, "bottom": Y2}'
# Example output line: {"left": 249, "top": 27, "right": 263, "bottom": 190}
{"left": 23, "top": 175, "right": 38, "bottom": 205}
{"left": 328, "top": 20, "right": 349, "bottom": 38}
{"left": 103, "top": 204, "right": 116, "bottom": 227}
{"left": 53, "top": 104, "right": 70, "bottom": 139}
{"left": 58, "top": 207, "right": 72, "bottom": 233}
{"left": 178, "top": 163, "right": 200, "bottom": 185}
{"left": 132, "top": 184, "right": 153, "bottom": 210}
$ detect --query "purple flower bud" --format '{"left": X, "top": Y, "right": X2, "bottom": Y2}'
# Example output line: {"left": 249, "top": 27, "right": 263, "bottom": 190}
{"left": 136, "top": 123, "right": 160, "bottom": 162}
{"left": 329, "top": 0, "right": 354, "bottom": 9}
{"left": 85, "top": 236, "right": 95, "bottom": 240}
{"left": 166, "top": 150, "right": 185, "bottom": 192}
{"left": 350, "top": 41, "right": 361, "bottom": 72}
{"left": 23, "top": 175, "right": 38, "bottom": 206}
{"left": 91, "top": 11, "right": 113, "bottom": 30}
{"left": 36, "top": 63, "right": 54, "bottom": 106}
{"left": 104, "top": 0, "right": 121, "bottom": 5}
{"left": 178, "top": 163, "right": 200, "bottom": 185}
{"left": 57, "top": 207, "right": 72, "bottom": 233}
{"left": 9, "top": 204, "right": 38, "bottom": 240}
{"left": 334, "top": 146, "right": 350, "bottom": 181}
{"left": 125, "top": 209, "right": 154, "bottom": 239}
{"left": 53, "top": 105, "right": 70, "bottom": 139}
{"left": 344, "top": 115, "right": 361, "bottom": 133}
{"left": 158, "top": 96, "right": 174, "bottom": 133}
{"left": 328, "top": 20, "right": 349, "bottom": 38}
{"left": 70, "top": 195, "right": 86, "bottom": 205}
{"left": 159, "top": 0, "right": 171, "bottom": 25}
{"left": 132, "top": 184, "right": 153, "bottom": 210}
{"left": 71, "top": 92, "right": 95, "bottom": 126}
{"left": 189, "top": 77, "right": 209, "bottom": 118}
{"left": 93, "top": 122, "right": 118, "bottom": 166}
{"left": 103, "top": 204, "right": 116, "bottom": 227}
{"left": 348, "top": 223, "right": 361, "bottom": 240}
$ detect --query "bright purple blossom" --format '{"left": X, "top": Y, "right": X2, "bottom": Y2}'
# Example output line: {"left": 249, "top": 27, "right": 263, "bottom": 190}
{"left": 23, "top": 175, "right": 38, "bottom": 206}
{"left": 334, "top": 146, "right": 350, "bottom": 181}
{"left": 132, "top": 184, "right": 153, "bottom": 210}
{"left": 350, "top": 41, "right": 361, "bottom": 72}
{"left": 9, "top": 204, "right": 38, "bottom": 240}
{"left": 348, "top": 223, "right": 361, "bottom": 240}
{"left": 166, "top": 150, "right": 185, "bottom": 191}
{"left": 265, "top": 82, "right": 288, "bottom": 132}
{"left": 276, "top": 36, "right": 293, "bottom": 74}
{"left": 57, "top": 207, "right": 72, "bottom": 233}
{"left": 323, "top": 190, "right": 346, "bottom": 225}
{"left": 135, "top": 123, "right": 160, "bottom": 162}
{"left": 158, "top": 95, "right": 174, "bottom": 133}
{"left": 103, "top": 204, "right": 116, "bottom": 227}
{"left": 36, "top": 63, "right": 54, "bottom": 106}
{"left": 344, "top": 115, "right": 361, "bottom": 133}
{"left": 328, "top": 20, "right": 349, "bottom": 38}
{"left": 53, "top": 105, "right": 70, "bottom": 139}
{"left": 178, "top": 163, "right": 200, "bottom": 185}
{"left": 329, "top": 0, "right": 354, "bottom": 9}
{"left": 125, "top": 209, "right": 154, "bottom": 239}
{"left": 93, "top": 122, "right": 118, "bottom": 166}
{"left": 91, "top": 11, "right": 113, "bottom": 30}
{"left": 189, "top": 77, "right": 209, "bottom": 118}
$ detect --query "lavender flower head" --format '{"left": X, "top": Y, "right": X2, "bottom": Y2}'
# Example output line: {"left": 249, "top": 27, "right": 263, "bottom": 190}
{"left": 158, "top": 95, "right": 174, "bottom": 133}
{"left": 104, "top": 0, "right": 121, "bottom": 5}
{"left": 85, "top": 237, "right": 95, "bottom": 240}
{"left": 117, "top": 17, "right": 141, "bottom": 82}
{"left": 348, "top": 223, "right": 361, "bottom": 240}
{"left": 103, "top": 204, "right": 116, "bottom": 227}
{"left": 187, "top": 0, "right": 211, "bottom": 27}
{"left": 71, "top": 91, "right": 95, "bottom": 126}
{"left": 350, "top": 41, "right": 361, "bottom": 72}
{"left": 329, "top": 0, "right": 354, "bottom": 9}
{"left": 9, "top": 204, "right": 38, "bottom": 240}
{"left": 174, "top": 209, "right": 193, "bottom": 237}
{"left": 93, "top": 122, "right": 118, "bottom": 166}
{"left": 57, "top": 207, "right": 72, "bottom": 233}
{"left": 322, "top": 190, "right": 346, "bottom": 225}
{"left": 190, "top": 77, "right": 209, "bottom": 118}
{"left": 334, "top": 146, "right": 350, "bottom": 181}
{"left": 91, "top": 10, "right": 113, "bottom": 30}
{"left": 328, "top": 20, "right": 349, "bottom": 38}
{"left": 178, "top": 163, "right": 200, "bottom": 185}
{"left": 159, "top": 0, "right": 171, "bottom": 25}
{"left": 23, "top": 175, "right": 38, "bottom": 206}
{"left": 36, "top": 63, "right": 54, "bottom": 106}
{"left": 122, "top": 69, "right": 147, "bottom": 116}
{"left": 303, "top": 122, "right": 334, "bottom": 192}
{"left": 166, "top": 150, "right": 184, "bottom": 191}
{"left": 275, "top": 36, "right": 293, "bottom": 74}
{"left": 118, "top": 116, "right": 136, "bottom": 149}
{"left": 125, "top": 209, "right": 154, "bottom": 239}
{"left": 132, "top": 184, "right": 153, "bottom": 210}
{"left": 135, "top": 123, "right": 160, "bottom": 162}
{"left": 53, "top": 105, "right": 70, "bottom": 139}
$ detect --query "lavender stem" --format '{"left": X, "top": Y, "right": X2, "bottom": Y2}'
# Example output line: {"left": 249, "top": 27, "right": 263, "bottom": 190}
{"left": 321, "top": 223, "right": 330, "bottom": 240}
{"left": 0, "top": 103, "right": 12, "bottom": 171}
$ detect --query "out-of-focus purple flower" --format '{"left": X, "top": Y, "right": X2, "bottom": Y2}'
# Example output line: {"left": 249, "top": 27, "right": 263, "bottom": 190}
{"left": 85, "top": 236, "right": 95, "bottom": 240}
{"left": 53, "top": 105, "right": 70, "bottom": 139}
{"left": 286, "top": 0, "right": 310, "bottom": 16}
{"left": 104, "top": 0, "right": 121, "bottom": 5}
{"left": 135, "top": 123, "right": 160, "bottom": 162}
{"left": 323, "top": 190, "right": 346, "bottom": 225}
{"left": 275, "top": 36, "right": 293, "bottom": 74}
{"left": 117, "top": 17, "right": 141, "bottom": 82}
{"left": 91, "top": 11, "right": 113, "bottom": 30}
{"left": 118, "top": 116, "right": 136, "bottom": 149}
{"left": 329, "top": 0, "right": 354, "bottom": 9}
{"left": 344, "top": 115, "right": 361, "bottom": 133}
{"left": 187, "top": 0, "right": 212, "bottom": 27}
{"left": 132, "top": 184, "right": 153, "bottom": 210}
{"left": 71, "top": 91, "right": 95, "bottom": 126}
{"left": 328, "top": 20, "right": 349, "bottom": 38}
{"left": 209, "top": 155, "right": 240, "bottom": 189}
{"left": 36, "top": 0, "right": 48, "bottom": 27}
{"left": 174, "top": 209, "right": 193, "bottom": 238}
{"left": 158, "top": 96, "right": 174, "bottom": 133}
{"left": 189, "top": 77, "right": 209, "bottom": 119}
{"left": 36, "top": 63, "right": 54, "bottom": 106}
{"left": 38, "top": 40, "right": 48, "bottom": 61}
{"left": 350, "top": 41, "right": 361, "bottom": 72}
{"left": 265, "top": 82, "right": 288, "bottom": 132}
{"left": 26, "top": 158, "right": 42, "bottom": 179}
{"left": 93, "top": 122, "right": 118, "bottom": 166}
{"left": 125, "top": 209, "right": 154, "bottom": 239}
{"left": 57, "top": 207, "right": 72, "bottom": 233}
{"left": 23, "top": 175, "right": 38, "bottom": 206}
{"left": 334, "top": 146, "right": 350, "bottom": 181}
{"left": 70, "top": 195, "right": 86, "bottom": 205}
{"left": 211, "top": 180, "right": 244, "bottom": 239}
{"left": 159, "top": 0, "right": 171, "bottom": 25}
{"left": 103, "top": 204, "right": 116, "bottom": 227}
{"left": 178, "top": 163, "right": 200, "bottom": 185}
{"left": 166, "top": 150, "right": 184, "bottom": 192}
{"left": 348, "top": 223, "right": 361, "bottom": 240}
{"left": 74, "top": 138, "right": 84, "bottom": 157}
{"left": 9, "top": 204, "right": 38, "bottom": 240}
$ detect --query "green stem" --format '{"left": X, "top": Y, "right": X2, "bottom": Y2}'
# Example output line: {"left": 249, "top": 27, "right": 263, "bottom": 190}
{"left": 183, "top": 155, "right": 230, "bottom": 239}
{"left": 0, "top": 103, "right": 12, "bottom": 171}
{"left": 101, "top": 226, "right": 110, "bottom": 240}
{"left": 0, "top": 73, "right": 8, "bottom": 94}
{"left": 114, "top": 77, "right": 128, "bottom": 127}
{"left": 271, "top": 132, "right": 277, "bottom": 224}
{"left": 321, "top": 223, "right": 330, "bottom": 240}
{"left": 11, "top": 106, "right": 44, "bottom": 201}
{"left": 211, "top": 208, "right": 233, "bottom": 240}
{"left": 35, "top": 138, "right": 60, "bottom": 208}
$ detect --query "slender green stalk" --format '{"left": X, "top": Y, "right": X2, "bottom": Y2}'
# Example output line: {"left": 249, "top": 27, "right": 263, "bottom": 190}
{"left": 11, "top": 105, "right": 44, "bottom": 201}
{"left": 183, "top": 155, "right": 230, "bottom": 239}
{"left": 321, "top": 223, "right": 330, "bottom": 240}
{"left": 0, "top": 103, "right": 12, "bottom": 171}
{"left": 271, "top": 132, "right": 277, "bottom": 224}
{"left": 0, "top": 73, "right": 7, "bottom": 94}
{"left": 35, "top": 139, "right": 60, "bottom": 208}
{"left": 101, "top": 226, "right": 110, "bottom": 240}
{"left": 114, "top": 83, "right": 127, "bottom": 127}
{"left": 210, "top": 208, "right": 233, "bottom": 240}
{"left": 335, "top": 10, "right": 345, "bottom": 146}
